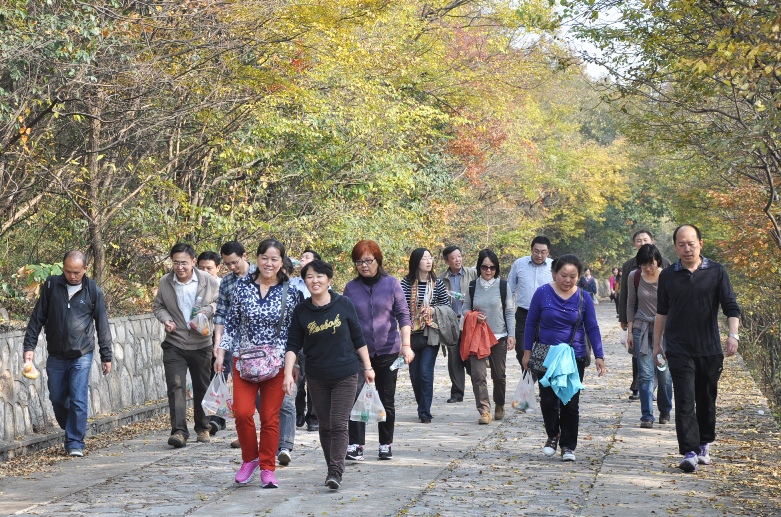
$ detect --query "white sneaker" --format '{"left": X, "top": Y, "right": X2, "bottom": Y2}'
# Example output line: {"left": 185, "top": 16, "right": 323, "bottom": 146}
{"left": 561, "top": 448, "right": 576, "bottom": 461}
{"left": 543, "top": 435, "right": 559, "bottom": 457}
{"left": 698, "top": 444, "right": 711, "bottom": 465}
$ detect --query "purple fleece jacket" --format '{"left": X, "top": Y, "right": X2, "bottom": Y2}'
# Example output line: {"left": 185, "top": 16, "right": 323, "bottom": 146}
{"left": 343, "top": 275, "right": 411, "bottom": 357}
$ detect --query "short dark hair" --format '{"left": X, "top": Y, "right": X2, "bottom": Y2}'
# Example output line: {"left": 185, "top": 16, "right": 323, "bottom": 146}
{"left": 302, "top": 248, "right": 322, "bottom": 261}
{"left": 442, "top": 245, "right": 461, "bottom": 260}
{"left": 476, "top": 248, "right": 500, "bottom": 278}
{"left": 406, "top": 247, "right": 436, "bottom": 282}
{"left": 63, "top": 250, "right": 88, "bottom": 267}
{"left": 635, "top": 244, "right": 662, "bottom": 267}
{"left": 301, "top": 259, "right": 334, "bottom": 279}
{"left": 530, "top": 236, "right": 551, "bottom": 250}
{"left": 197, "top": 251, "right": 220, "bottom": 266}
{"left": 632, "top": 229, "right": 654, "bottom": 242}
{"left": 672, "top": 224, "right": 701, "bottom": 243}
{"left": 170, "top": 243, "right": 196, "bottom": 259}
{"left": 253, "top": 238, "right": 288, "bottom": 283}
{"left": 551, "top": 254, "right": 583, "bottom": 276}
{"left": 220, "top": 241, "right": 245, "bottom": 258}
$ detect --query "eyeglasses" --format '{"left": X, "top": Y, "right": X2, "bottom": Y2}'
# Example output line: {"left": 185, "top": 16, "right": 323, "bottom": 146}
{"left": 480, "top": 265, "right": 497, "bottom": 271}
{"left": 172, "top": 261, "right": 192, "bottom": 267}
{"left": 354, "top": 259, "right": 375, "bottom": 267}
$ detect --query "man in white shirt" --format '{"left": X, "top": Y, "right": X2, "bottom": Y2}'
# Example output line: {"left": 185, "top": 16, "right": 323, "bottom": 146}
{"left": 507, "top": 236, "right": 553, "bottom": 366}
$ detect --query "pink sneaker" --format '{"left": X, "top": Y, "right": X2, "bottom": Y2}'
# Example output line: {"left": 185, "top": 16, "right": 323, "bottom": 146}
{"left": 260, "top": 469, "right": 278, "bottom": 488}
{"left": 235, "top": 459, "right": 259, "bottom": 484}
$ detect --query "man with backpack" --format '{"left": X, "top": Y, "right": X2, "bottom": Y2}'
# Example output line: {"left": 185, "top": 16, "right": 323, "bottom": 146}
{"left": 23, "top": 251, "right": 113, "bottom": 457}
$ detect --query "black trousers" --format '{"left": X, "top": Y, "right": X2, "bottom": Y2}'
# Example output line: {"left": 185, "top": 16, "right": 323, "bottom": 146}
{"left": 514, "top": 307, "right": 529, "bottom": 365}
{"left": 539, "top": 357, "right": 586, "bottom": 451}
{"left": 348, "top": 353, "right": 398, "bottom": 446}
{"left": 667, "top": 352, "right": 723, "bottom": 454}
{"left": 295, "top": 353, "right": 318, "bottom": 424}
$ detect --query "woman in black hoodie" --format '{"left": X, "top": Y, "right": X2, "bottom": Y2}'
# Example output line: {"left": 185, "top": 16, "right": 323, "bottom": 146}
{"left": 283, "top": 260, "right": 375, "bottom": 490}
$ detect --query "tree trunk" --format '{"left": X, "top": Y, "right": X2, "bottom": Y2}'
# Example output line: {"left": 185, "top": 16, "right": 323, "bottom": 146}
{"left": 87, "top": 103, "right": 105, "bottom": 284}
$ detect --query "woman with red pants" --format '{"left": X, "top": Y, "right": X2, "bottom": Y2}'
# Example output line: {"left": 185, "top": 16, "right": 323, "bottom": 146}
{"left": 215, "top": 238, "right": 300, "bottom": 488}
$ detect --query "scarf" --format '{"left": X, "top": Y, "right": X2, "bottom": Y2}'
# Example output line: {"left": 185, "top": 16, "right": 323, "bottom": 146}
{"left": 411, "top": 279, "right": 437, "bottom": 331}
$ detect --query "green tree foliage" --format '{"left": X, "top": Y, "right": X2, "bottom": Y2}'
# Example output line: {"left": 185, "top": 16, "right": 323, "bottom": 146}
{"left": 1, "top": 0, "right": 634, "bottom": 310}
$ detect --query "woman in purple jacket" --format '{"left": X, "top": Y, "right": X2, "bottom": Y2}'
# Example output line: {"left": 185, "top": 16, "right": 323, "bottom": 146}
{"left": 521, "top": 254, "right": 607, "bottom": 462}
{"left": 343, "top": 240, "right": 413, "bottom": 461}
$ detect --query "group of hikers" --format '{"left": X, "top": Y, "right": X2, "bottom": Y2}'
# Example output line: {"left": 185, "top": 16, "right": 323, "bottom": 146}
{"left": 21, "top": 223, "right": 740, "bottom": 491}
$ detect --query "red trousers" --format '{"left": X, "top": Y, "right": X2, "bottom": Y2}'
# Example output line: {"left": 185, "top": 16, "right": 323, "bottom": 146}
{"left": 232, "top": 359, "right": 285, "bottom": 469}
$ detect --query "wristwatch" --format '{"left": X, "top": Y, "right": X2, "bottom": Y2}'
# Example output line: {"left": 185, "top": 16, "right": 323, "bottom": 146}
{"left": 728, "top": 333, "right": 739, "bottom": 341}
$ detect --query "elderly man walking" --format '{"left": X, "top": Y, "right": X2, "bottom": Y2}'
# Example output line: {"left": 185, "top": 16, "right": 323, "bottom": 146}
{"left": 654, "top": 225, "right": 740, "bottom": 473}
{"left": 23, "top": 251, "right": 113, "bottom": 457}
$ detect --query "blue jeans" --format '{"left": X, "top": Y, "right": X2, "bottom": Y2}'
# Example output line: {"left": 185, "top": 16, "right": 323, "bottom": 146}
{"left": 278, "top": 392, "right": 296, "bottom": 450}
{"left": 46, "top": 353, "right": 93, "bottom": 451}
{"left": 409, "top": 336, "right": 438, "bottom": 420}
{"left": 633, "top": 328, "right": 672, "bottom": 422}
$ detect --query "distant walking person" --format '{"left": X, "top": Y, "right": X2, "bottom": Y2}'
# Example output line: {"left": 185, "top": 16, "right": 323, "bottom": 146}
{"left": 153, "top": 243, "right": 220, "bottom": 448}
{"left": 522, "top": 254, "right": 606, "bottom": 462}
{"left": 343, "top": 240, "right": 412, "bottom": 461}
{"left": 437, "top": 245, "right": 477, "bottom": 403}
{"left": 23, "top": 251, "right": 113, "bottom": 457}
{"left": 654, "top": 225, "right": 740, "bottom": 473}
{"left": 400, "top": 248, "right": 450, "bottom": 423}
{"left": 619, "top": 230, "right": 671, "bottom": 400}
{"left": 507, "top": 236, "right": 553, "bottom": 367}
{"left": 461, "top": 249, "right": 515, "bottom": 425}
{"left": 626, "top": 244, "right": 672, "bottom": 428}
{"left": 578, "top": 268, "right": 597, "bottom": 302}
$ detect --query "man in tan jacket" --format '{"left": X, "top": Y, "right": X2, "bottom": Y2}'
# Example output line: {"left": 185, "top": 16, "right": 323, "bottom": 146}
{"left": 153, "top": 243, "right": 220, "bottom": 447}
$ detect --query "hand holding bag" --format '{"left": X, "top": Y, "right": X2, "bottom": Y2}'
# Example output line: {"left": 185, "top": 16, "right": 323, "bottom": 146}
{"left": 511, "top": 370, "right": 536, "bottom": 412}
{"left": 528, "top": 289, "right": 583, "bottom": 378}
{"left": 237, "top": 282, "right": 288, "bottom": 383}
{"left": 202, "top": 373, "right": 234, "bottom": 418}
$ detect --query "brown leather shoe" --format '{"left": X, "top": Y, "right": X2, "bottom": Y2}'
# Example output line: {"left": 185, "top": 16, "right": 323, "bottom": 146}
{"left": 479, "top": 412, "right": 492, "bottom": 425}
{"left": 494, "top": 405, "right": 505, "bottom": 421}
{"left": 196, "top": 430, "right": 211, "bottom": 443}
{"left": 167, "top": 432, "right": 186, "bottom": 448}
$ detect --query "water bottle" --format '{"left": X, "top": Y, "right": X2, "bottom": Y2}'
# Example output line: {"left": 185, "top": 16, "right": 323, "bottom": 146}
{"left": 448, "top": 290, "right": 465, "bottom": 301}
{"left": 360, "top": 410, "right": 370, "bottom": 422}
{"left": 390, "top": 356, "right": 407, "bottom": 371}
{"left": 656, "top": 353, "right": 667, "bottom": 372}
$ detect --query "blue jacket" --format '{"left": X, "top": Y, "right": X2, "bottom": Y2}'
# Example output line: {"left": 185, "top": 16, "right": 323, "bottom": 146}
{"left": 539, "top": 344, "right": 583, "bottom": 404}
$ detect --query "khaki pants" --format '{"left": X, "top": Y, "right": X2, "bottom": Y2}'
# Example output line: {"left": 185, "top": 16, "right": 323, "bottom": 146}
{"left": 467, "top": 338, "right": 507, "bottom": 415}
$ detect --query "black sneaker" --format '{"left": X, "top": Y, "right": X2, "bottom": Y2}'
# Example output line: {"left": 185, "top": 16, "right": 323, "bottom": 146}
{"left": 346, "top": 444, "right": 364, "bottom": 461}
{"left": 561, "top": 447, "right": 576, "bottom": 461}
{"left": 325, "top": 471, "right": 341, "bottom": 490}
{"left": 307, "top": 421, "right": 320, "bottom": 432}
{"left": 628, "top": 391, "right": 640, "bottom": 400}
{"left": 208, "top": 421, "right": 220, "bottom": 436}
{"left": 378, "top": 444, "right": 393, "bottom": 460}
{"left": 296, "top": 414, "right": 306, "bottom": 427}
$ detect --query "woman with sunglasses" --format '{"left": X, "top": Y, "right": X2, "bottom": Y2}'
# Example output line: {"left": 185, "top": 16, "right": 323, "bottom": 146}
{"left": 343, "top": 240, "right": 412, "bottom": 461}
{"left": 400, "top": 248, "right": 450, "bottom": 423}
{"left": 461, "top": 249, "right": 515, "bottom": 425}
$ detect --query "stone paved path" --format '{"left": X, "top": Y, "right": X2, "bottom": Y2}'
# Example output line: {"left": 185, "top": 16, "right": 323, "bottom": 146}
{"left": 2, "top": 303, "right": 779, "bottom": 516}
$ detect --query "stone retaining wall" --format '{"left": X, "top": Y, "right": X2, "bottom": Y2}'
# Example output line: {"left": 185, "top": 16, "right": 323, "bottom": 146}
{"left": 0, "top": 314, "right": 167, "bottom": 445}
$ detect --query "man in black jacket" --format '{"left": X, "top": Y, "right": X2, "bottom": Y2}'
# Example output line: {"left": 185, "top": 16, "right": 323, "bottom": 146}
{"left": 23, "top": 251, "right": 113, "bottom": 457}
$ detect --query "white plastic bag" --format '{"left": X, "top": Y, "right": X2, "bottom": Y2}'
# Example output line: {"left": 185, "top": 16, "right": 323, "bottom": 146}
{"left": 189, "top": 312, "right": 210, "bottom": 336}
{"left": 511, "top": 370, "right": 536, "bottom": 412}
{"left": 350, "top": 383, "right": 386, "bottom": 423}
{"left": 202, "top": 374, "right": 234, "bottom": 419}
{"left": 620, "top": 329, "right": 628, "bottom": 352}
